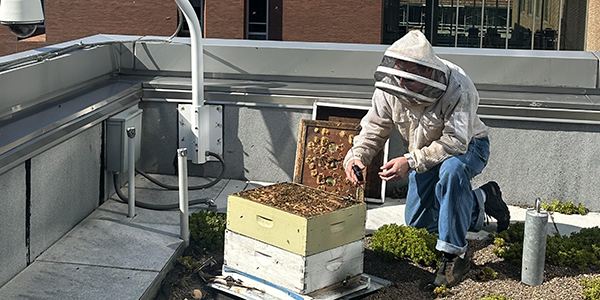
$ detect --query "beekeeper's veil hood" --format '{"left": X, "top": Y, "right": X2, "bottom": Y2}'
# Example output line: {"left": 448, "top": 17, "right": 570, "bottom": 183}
{"left": 374, "top": 30, "right": 448, "bottom": 105}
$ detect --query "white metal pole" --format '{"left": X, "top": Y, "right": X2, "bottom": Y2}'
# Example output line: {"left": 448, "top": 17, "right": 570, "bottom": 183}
{"left": 531, "top": 0, "right": 537, "bottom": 49}
{"left": 455, "top": 0, "right": 460, "bottom": 47}
{"left": 480, "top": 0, "right": 485, "bottom": 48}
{"left": 557, "top": 0, "right": 563, "bottom": 50}
{"left": 178, "top": 148, "right": 190, "bottom": 247}
{"left": 173, "top": 0, "right": 205, "bottom": 164}
{"left": 126, "top": 127, "right": 136, "bottom": 218}
{"left": 505, "top": 0, "right": 510, "bottom": 49}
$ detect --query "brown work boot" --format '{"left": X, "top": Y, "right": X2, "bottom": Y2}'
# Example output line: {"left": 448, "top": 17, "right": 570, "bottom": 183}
{"left": 433, "top": 253, "right": 471, "bottom": 288}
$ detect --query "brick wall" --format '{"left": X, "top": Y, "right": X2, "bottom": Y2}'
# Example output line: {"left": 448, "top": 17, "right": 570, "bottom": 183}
{"left": 0, "top": 0, "right": 178, "bottom": 57}
{"left": 586, "top": 0, "right": 600, "bottom": 51}
{"left": 0, "top": 26, "right": 17, "bottom": 56}
{"left": 204, "top": 0, "right": 245, "bottom": 39}
{"left": 45, "top": 0, "right": 178, "bottom": 44}
{"left": 283, "top": 0, "right": 382, "bottom": 44}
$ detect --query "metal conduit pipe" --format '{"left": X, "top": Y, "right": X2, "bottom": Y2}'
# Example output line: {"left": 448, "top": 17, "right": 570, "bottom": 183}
{"left": 127, "top": 127, "right": 136, "bottom": 218}
{"left": 178, "top": 148, "right": 190, "bottom": 248}
{"left": 173, "top": 0, "right": 205, "bottom": 163}
{"left": 112, "top": 151, "right": 225, "bottom": 210}
{"left": 521, "top": 198, "right": 548, "bottom": 286}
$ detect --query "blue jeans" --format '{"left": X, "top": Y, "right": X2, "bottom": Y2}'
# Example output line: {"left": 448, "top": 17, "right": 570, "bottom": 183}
{"left": 404, "top": 137, "right": 489, "bottom": 256}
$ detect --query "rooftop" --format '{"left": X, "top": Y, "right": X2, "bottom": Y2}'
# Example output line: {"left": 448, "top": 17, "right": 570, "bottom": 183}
{"left": 1, "top": 175, "right": 599, "bottom": 299}
{"left": 1, "top": 34, "right": 600, "bottom": 299}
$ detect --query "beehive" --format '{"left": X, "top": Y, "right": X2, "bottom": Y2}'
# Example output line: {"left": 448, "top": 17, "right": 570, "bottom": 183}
{"left": 226, "top": 182, "right": 366, "bottom": 256}
{"left": 223, "top": 229, "right": 364, "bottom": 295}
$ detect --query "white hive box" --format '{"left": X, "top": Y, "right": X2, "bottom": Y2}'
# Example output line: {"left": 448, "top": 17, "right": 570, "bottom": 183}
{"left": 223, "top": 230, "right": 364, "bottom": 295}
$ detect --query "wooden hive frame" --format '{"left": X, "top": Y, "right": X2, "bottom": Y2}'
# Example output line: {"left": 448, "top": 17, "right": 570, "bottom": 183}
{"left": 293, "top": 119, "right": 364, "bottom": 201}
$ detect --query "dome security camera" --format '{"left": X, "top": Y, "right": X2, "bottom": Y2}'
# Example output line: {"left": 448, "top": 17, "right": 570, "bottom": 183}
{"left": 0, "top": 0, "right": 44, "bottom": 38}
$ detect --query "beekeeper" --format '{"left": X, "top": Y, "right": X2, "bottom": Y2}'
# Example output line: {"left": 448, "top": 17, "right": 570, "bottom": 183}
{"left": 344, "top": 30, "right": 510, "bottom": 288}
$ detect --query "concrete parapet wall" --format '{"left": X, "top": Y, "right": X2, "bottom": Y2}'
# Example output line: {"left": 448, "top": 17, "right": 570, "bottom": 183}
{"left": 137, "top": 101, "right": 312, "bottom": 182}
{"left": 30, "top": 125, "right": 102, "bottom": 259}
{"left": 123, "top": 37, "right": 599, "bottom": 89}
{"left": 472, "top": 119, "right": 600, "bottom": 210}
{"left": 0, "top": 125, "right": 102, "bottom": 289}
{"left": 0, "top": 165, "right": 26, "bottom": 288}
{"left": 134, "top": 99, "right": 600, "bottom": 211}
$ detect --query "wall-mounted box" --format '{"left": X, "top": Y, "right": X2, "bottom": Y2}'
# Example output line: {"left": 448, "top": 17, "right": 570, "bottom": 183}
{"left": 106, "top": 106, "right": 143, "bottom": 172}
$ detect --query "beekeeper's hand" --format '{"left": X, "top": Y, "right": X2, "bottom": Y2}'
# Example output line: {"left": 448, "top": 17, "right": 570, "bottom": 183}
{"left": 345, "top": 159, "right": 365, "bottom": 185}
{"left": 378, "top": 156, "right": 410, "bottom": 181}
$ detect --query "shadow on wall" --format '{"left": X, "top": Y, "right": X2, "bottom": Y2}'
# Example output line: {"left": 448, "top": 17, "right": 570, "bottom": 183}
{"left": 472, "top": 118, "right": 600, "bottom": 212}
{"left": 262, "top": 108, "right": 300, "bottom": 181}
{"left": 196, "top": 105, "right": 311, "bottom": 182}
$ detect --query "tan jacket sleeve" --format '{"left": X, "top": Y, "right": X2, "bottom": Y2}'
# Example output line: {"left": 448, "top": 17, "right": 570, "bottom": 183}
{"left": 343, "top": 89, "right": 394, "bottom": 169}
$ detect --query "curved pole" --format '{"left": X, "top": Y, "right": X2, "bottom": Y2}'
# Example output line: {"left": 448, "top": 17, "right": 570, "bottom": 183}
{"left": 173, "top": 0, "right": 206, "bottom": 163}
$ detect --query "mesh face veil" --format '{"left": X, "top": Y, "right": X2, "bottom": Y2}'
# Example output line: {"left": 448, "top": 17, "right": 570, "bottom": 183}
{"left": 374, "top": 30, "right": 449, "bottom": 105}
{"left": 374, "top": 56, "right": 447, "bottom": 105}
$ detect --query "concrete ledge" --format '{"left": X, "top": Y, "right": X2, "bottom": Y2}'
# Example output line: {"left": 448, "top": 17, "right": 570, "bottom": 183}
{"left": 365, "top": 198, "right": 600, "bottom": 239}
{"left": 0, "top": 199, "right": 185, "bottom": 300}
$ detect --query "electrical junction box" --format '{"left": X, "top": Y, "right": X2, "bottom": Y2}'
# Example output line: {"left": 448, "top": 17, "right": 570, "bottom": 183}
{"left": 106, "top": 106, "right": 143, "bottom": 173}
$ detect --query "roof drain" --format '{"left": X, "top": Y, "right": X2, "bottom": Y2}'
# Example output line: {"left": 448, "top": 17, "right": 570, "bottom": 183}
{"left": 113, "top": 151, "right": 226, "bottom": 210}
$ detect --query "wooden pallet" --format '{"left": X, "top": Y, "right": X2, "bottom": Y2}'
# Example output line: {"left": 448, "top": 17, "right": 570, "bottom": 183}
{"left": 209, "top": 266, "right": 390, "bottom": 300}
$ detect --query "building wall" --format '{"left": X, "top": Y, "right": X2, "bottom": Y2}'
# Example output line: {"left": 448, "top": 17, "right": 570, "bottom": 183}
{"left": 1, "top": 0, "right": 597, "bottom": 56}
{"left": 0, "top": 0, "right": 178, "bottom": 57}
{"left": 586, "top": 0, "right": 600, "bottom": 51}
{"left": 45, "top": 0, "right": 177, "bottom": 44}
{"left": 282, "top": 0, "right": 383, "bottom": 44}
{"left": 204, "top": 0, "right": 245, "bottom": 39}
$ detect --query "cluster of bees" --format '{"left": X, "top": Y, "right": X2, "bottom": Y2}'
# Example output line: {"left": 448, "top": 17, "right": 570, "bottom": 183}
{"left": 304, "top": 127, "right": 355, "bottom": 193}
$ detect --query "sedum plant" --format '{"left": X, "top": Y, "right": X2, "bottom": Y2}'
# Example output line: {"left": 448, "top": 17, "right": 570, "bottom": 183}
{"left": 433, "top": 284, "right": 449, "bottom": 297}
{"left": 582, "top": 277, "right": 600, "bottom": 300}
{"left": 479, "top": 266, "right": 498, "bottom": 281}
{"left": 541, "top": 199, "right": 589, "bottom": 215}
{"left": 480, "top": 296, "right": 512, "bottom": 300}
{"left": 189, "top": 210, "right": 227, "bottom": 251}
{"left": 492, "top": 222, "right": 600, "bottom": 271}
{"left": 370, "top": 223, "right": 440, "bottom": 267}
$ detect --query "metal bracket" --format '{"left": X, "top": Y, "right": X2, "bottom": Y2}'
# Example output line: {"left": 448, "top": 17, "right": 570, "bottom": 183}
{"left": 178, "top": 104, "right": 223, "bottom": 164}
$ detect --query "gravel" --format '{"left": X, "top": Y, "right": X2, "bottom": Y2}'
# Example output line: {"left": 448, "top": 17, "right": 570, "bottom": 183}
{"left": 361, "top": 238, "right": 600, "bottom": 300}
{"left": 156, "top": 237, "right": 600, "bottom": 300}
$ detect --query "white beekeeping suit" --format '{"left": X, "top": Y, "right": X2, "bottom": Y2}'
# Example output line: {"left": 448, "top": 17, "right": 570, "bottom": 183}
{"left": 344, "top": 30, "right": 488, "bottom": 173}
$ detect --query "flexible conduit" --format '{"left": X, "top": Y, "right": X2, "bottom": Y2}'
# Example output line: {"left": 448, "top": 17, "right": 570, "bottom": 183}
{"left": 113, "top": 151, "right": 226, "bottom": 210}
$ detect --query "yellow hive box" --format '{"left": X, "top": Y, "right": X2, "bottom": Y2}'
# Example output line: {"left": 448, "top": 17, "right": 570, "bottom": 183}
{"left": 226, "top": 182, "right": 366, "bottom": 256}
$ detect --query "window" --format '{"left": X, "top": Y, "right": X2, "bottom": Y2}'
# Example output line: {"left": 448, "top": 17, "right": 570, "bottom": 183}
{"left": 179, "top": 0, "right": 204, "bottom": 37}
{"left": 383, "top": 0, "right": 585, "bottom": 50}
{"left": 247, "top": 0, "right": 268, "bottom": 40}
